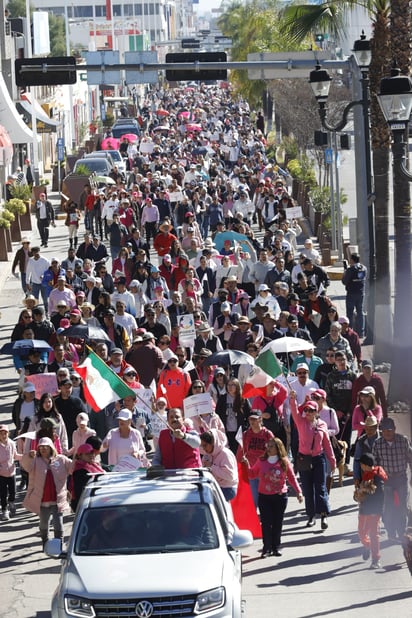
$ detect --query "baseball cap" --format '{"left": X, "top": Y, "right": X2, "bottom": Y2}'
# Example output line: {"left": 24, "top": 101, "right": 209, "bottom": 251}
{"left": 0, "top": 425, "right": 9, "bottom": 432}
{"left": 23, "top": 382, "right": 36, "bottom": 393}
{"left": 380, "top": 417, "right": 395, "bottom": 430}
{"left": 117, "top": 408, "right": 132, "bottom": 421}
{"left": 220, "top": 302, "right": 231, "bottom": 312}
{"left": 359, "top": 386, "right": 376, "bottom": 396}
{"left": 302, "top": 401, "right": 318, "bottom": 412}
{"left": 110, "top": 347, "right": 123, "bottom": 355}
{"left": 338, "top": 316, "right": 350, "bottom": 325}
{"left": 70, "top": 308, "right": 82, "bottom": 316}
{"left": 296, "top": 363, "right": 309, "bottom": 372}
{"left": 362, "top": 360, "right": 374, "bottom": 369}
{"left": 57, "top": 275, "right": 66, "bottom": 281}
{"left": 249, "top": 410, "right": 262, "bottom": 419}
{"left": 76, "top": 413, "right": 89, "bottom": 425}
{"left": 258, "top": 284, "right": 270, "bottom": 292}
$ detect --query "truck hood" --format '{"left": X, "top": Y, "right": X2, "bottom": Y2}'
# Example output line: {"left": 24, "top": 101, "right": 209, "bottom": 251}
{"left": 66, "top": 549, "right": 226, "bottom": 597}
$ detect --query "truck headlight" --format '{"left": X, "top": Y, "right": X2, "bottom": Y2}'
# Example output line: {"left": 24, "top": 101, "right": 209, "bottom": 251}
{"left": 64, "top": 596, "right": 95, "bottom": 617}
{"left": 194, "top": 587, "right": 225, "bottom": 613}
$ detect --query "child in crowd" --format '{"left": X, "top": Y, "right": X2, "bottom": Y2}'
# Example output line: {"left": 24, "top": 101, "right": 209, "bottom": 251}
{"left": 354, "top": 452, "right": 387, "bottom": 569}
{"left": 67, "top": 413, "right": 96, "bottom": 458}
{"left": 0, "top": 425, "right": 22, "bottom": 520}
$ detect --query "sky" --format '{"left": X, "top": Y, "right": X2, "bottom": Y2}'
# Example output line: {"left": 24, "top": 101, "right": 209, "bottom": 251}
{"left": 195, "top": 0, "right": 224, "bottom": 17}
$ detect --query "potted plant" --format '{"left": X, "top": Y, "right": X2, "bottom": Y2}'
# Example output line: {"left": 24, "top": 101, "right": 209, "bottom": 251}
{"left": 4, "top": 199, "right": 25, "bottom": 242}
{"left": 0, "top": 210, "right": 14, "bottom": 254}
{"left": 9, "top": 184, "right": 33, "bottom": 231}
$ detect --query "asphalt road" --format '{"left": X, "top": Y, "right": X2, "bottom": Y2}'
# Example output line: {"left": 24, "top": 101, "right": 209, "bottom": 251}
{"left": 0, "top": 216, "right": 410, "bottom": 618}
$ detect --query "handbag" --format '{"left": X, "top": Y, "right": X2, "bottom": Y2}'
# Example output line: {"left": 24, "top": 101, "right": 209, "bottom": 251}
{"left": 295, "top": 423, "right": 317, "bottom": 472}
{"left": 296, "top": 452, "right": 313, "bottom": 472}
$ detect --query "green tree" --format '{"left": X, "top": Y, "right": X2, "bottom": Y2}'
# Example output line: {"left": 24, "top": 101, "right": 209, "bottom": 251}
{"left": 217, "top": 0, "right": 309, "bottom": 106}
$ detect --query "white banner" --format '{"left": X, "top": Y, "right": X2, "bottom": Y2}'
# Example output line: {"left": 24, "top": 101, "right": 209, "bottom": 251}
{"left": 169, "top": 190, "right": 183, "bottom": 203}
{"left": 285, "top": 206, "right": 303, "bottom": 220}
{"left": 183, "top": 392, "right": 213, "bottom": 418}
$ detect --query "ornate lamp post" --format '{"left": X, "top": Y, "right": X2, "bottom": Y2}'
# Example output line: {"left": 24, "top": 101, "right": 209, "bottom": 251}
{"left": 378, "top": 65, "right": 412, "bottom": 411}
{"left": 309, "top": 33, "right": 375, "bottom": 342}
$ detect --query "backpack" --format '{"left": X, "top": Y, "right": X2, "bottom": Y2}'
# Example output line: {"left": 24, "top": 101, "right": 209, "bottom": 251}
{"left": 259, "top": 397, "right": 286, "bottom": 443}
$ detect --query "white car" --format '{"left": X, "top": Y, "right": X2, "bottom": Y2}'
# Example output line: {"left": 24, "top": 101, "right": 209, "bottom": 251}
{"left": 46, "top": 468, "right": 252, "bottom": 618}
{"left": 105, "top": 149, "right": 127, "bottom": 176}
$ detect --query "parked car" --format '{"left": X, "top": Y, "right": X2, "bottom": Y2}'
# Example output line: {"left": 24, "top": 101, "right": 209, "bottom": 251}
{"left": 73, "top": 157, "right": 113, "bottom": 176}
{"left": 112, "top": 119, "right": 140, "bottom": 139}
{"left": 105, "top": 149, "right": 127, "bottom": 176}
{"left": 46, "top": 468, "right": 252, "bottom": 618}
{"left": 83, "top": 151, "right": 115, "bottom": 168}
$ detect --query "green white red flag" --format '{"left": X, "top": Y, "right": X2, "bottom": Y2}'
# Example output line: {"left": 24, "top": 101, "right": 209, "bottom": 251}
{"left": 75, "top": 350, "right": 135, "bottom": 411}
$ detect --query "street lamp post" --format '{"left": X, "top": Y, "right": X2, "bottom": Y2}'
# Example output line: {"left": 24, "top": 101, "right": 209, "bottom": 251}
{"left": 309, "top": 33, "right": 375, "bottom": 343}
{"left": 378, "top": 65, "right": 412, "bottom": 414}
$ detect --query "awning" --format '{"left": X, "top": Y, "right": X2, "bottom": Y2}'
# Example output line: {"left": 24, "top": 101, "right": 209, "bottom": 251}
{"left": 17, "top": 95, "right": 60, "bottom": 133}
{"left": 0, "top": 73, "right": 33, "bottom": 144}
{"left": 0, "top": 124, "right": 13, "bottom": 165}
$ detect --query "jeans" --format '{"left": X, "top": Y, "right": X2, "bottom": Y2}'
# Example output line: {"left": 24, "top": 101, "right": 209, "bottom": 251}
{"left": 299, "top": 454, "right": 330, "bottom": 518}
{"left": 39, "top": 504, "right": 64, "bottom": 540}
{"left": 346, "top": 292, "right": 365, "bottom": 336}
{"left": 37, "top": 219, "right": 50, "bottom": 245}
{"left": 0, "top": 476, "right": 15, "bottom": 510}
{"left": 258, "top": 492, "right": 288, "bottom": 552}
{"left": 249, "top": 477, "right": 260, "bottom": 508}
{"left": 31, "top": 282, "right": 49, "bottom": 312}
{"left": 383, "top": 473, "right": 408, "bottom": 539}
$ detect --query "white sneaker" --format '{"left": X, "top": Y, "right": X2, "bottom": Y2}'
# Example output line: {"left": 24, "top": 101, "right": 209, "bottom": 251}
{"left": 1, "top": 509, "right": 10, "bottom": 521}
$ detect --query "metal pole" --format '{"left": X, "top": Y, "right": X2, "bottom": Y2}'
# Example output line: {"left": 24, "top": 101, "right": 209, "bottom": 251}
{"left": 333, "top": 131, "right": 343, "bottom": 260}
{"left": 328, "top": 132, "right": 337, "bottom": 252}
{"left": 361, "top": 68, "right": 375, "bottom": 344}
{"left": 25, "top": 0, "right": 39, "bottom": 185}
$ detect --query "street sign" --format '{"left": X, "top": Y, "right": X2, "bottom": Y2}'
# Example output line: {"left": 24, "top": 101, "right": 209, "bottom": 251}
{"left": 325, "top": 148, "right": 333, "bottom": 164}
{"left": 15, "top": 57, "right": 77, "bottom": 87}
{"left": 57, "top": 137, "right": 65, "bottom": 161}
{"left": 124, "top": 51, "right": 158, "bottom": 84}
{"left": 85, "top": 51, "right": 120, "bottom": 85}
{"left": 182, "top": 38, "right": 201, "bottom": 49}
{"left": 247, "top": 51, "right": 331, "bottom": 80}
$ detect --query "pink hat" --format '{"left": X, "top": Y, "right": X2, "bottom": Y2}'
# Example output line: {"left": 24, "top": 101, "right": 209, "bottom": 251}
{"left": 77, "top": 443, "right": 94, "bottom": 455}
{"left": 70, "top": 308, "right": 82, "bottom": 315}
{"left": 338, "top": 316, "right": 350, "bottom": 324}
{"left": 299, "top": 400, "right": 318, "bottom": 414}
{"left": 59, "top": 318, "right": 71, "bottom": 329}
{"left": 311, "top": 389, "right": 327, "bottom": 400}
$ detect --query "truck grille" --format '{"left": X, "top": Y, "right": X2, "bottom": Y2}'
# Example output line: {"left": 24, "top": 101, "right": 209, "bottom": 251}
{"left": 93, "top": 595, "right": 196, "bottom": 617}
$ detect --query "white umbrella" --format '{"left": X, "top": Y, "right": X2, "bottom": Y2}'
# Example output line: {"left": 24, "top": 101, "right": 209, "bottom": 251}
{"left": 260, "top": 337, "right": 314, "bottom": 355}
{"left": 13, "top": 431, "right": 36, "bottom": 441}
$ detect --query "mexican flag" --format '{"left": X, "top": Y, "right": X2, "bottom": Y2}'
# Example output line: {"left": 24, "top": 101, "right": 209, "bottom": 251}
{"left": 255, "top": 348, "right": 283, "bottom": 378}
{"left": 242, "top": 365, "right": 274, "bottom": 399}
{"left": 75, "top": 351, "right": 135, "bottom": 412}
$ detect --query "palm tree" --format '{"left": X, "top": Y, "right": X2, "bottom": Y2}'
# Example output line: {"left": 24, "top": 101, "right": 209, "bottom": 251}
{"left": 280, "top": 0, "right": 392, "bottom": 364}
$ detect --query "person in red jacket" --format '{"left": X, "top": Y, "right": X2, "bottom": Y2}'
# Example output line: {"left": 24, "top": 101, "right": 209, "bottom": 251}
{"left": 156, "top": 354, "right": 192, "bottom": 408}
{"left": 154, "top": 221, "right": 178, "bottom": 257}
{"left": 351, "top": 359, "right": 388, "bottom": 417}
{"left": 152, "top": 408, "right": 201, "bottom": 469}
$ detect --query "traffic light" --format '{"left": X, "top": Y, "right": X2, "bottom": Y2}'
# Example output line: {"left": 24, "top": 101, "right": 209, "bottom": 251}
{"left": 15, "top": 57, "right": 77, "bottom": 87}
{"left": 314, "top": 130, "right": 328, "bottom": 146}
{"left": 165, "top": 52, "right": 227, "bottom": 82}
{"left": 340, "top": 134, "right": 351, "bottom": 149}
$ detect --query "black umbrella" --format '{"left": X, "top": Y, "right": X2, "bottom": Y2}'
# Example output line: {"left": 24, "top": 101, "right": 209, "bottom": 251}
{"left": 63, "top": 324, "right": 111, "bottom": 342}
{"left": 202, "top": 350, "right": 254, "bottom": 367}
{"left": 8, "top": 339, "right": 52, "bottom": 357}
{"left": 192, "top": 147, "right": 207, "bottom": 156}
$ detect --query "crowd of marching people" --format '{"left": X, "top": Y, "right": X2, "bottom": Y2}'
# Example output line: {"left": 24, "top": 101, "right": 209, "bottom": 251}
{"left": 1, "top": 82, "right": 411, "bottom": 567}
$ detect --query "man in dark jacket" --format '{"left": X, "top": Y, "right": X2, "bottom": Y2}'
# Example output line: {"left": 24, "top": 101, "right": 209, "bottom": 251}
{"left": 342, "top": 253, "right": 367, "bottom": 337}
{"left": 35, "top": 192, "right": 55, "bottom": 247}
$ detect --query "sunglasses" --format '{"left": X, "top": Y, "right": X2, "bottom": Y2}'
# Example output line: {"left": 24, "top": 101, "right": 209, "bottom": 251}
{"left": 125, "top": 373, "right": 136, "bottom": 377}
{"left": 311, "top": 395, "right": 321, "bottom": 400}
{"left": 303, "top": 408, "right": 316, "bottom": 413}
{"left": 297, "top": 372, "right": 308, "bottom": 376}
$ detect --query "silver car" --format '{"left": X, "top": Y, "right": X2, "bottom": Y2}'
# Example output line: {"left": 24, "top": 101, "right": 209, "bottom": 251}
{"left": 46, "top": 469, "right": 252, "bottom": 618}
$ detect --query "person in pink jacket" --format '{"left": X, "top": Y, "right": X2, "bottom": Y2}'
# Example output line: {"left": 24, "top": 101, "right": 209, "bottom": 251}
{"left": 352, "top": 386, "right": 383, "bottom": 438}
{"left": 0, "top": 425, "right": 22, "bottom": 520}
{"left": 200, "top": 429, "right": 238, "bottom": 501}
{"left": 290, "top": 391, "right": 336, "bottom": 530}
{"left": 244, "top": 436, "right": 303, "bottom": 558}
{"left": 22, "top": 437, "right": 72, "bottom": 548}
